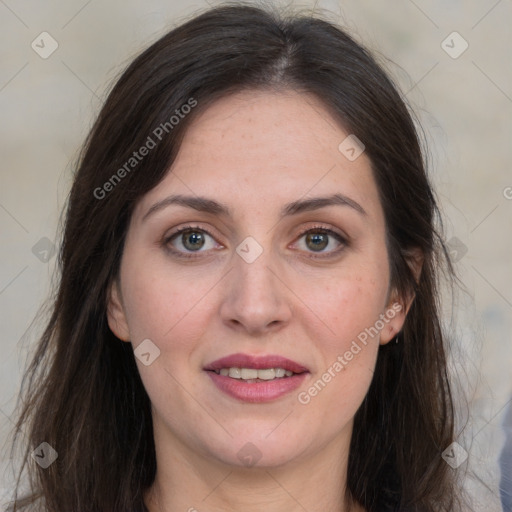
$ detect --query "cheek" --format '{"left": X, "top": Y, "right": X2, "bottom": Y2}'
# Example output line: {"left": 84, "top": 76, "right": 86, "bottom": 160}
{"left": 119, "top": 262, "right": 214, "bottom": 417}
{"left": 307, "top": 268, "right": 389, "bottom": 350}
{"left": 120, "top": 253, "right": 217, "bottom": 344}
{"left": 297, "top": 275, "right": 384, "bottom": 425}
{"left": 295, "top": 265, "right": 387, "bottom": 410}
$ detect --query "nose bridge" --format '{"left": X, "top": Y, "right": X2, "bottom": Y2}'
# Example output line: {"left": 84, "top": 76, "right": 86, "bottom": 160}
{"left": 220, "top": 235, "right": 291, "bottom": 332}
{"left": 234, "top": 236, "right": 280, "bottom": 304}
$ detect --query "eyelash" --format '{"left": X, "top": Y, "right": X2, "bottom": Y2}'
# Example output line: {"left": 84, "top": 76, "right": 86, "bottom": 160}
{"left": 163, "top": 224, "right": 348, "bottom": 260}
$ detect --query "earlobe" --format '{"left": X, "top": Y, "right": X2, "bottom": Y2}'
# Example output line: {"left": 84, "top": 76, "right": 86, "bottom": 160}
{"left": 106, "top": 279, "right": 130, "bottom": 342}
{"left": 379, "top": 289, "right": 416, "bottom": 346}
{"left": 379, "top": 297, "right": 406, "bottom": 345}
{"left": 379, "top": 247, "right": 424, "bottom": 345}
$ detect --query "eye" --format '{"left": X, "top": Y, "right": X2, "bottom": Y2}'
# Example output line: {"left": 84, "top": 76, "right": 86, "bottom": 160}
{"left": 163, "top": 224, "right": 347, "bottom": 260}
{"left": 293, "top": 225, "right": 347, "bottom": 258}
{"left": 163, "top": 225, "right": 221, "bottom": 258}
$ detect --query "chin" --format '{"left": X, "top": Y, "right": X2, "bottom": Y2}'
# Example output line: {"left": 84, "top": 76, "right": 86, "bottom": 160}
{"left": 201, "top": 431, "right": 308, "bottom": 470}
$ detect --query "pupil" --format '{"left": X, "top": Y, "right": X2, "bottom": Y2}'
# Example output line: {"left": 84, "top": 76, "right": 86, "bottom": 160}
{"left": 306, "top": 233, "right": 327, "bottom": 251}
{"left": 183, "top": 231, "right": 204, "bottom": 250}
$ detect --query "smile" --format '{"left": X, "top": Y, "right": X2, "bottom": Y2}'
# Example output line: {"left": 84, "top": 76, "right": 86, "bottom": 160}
{"left": 204, "top": 353, "right": 309, "bottom": 402}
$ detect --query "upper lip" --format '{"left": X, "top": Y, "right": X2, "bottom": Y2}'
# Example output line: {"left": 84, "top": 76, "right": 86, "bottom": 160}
{"left": 204, "top": 353, "right": 309, "bottom": 373}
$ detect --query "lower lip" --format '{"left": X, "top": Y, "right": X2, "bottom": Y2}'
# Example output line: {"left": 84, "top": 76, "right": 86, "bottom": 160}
{"left": 205, "top": 371, "right": 308, "bottom": 403}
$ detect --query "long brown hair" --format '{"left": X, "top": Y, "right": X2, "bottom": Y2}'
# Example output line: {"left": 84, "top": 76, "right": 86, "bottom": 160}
{"left": 7, "top": 3, "right": 466, "bottom": 511}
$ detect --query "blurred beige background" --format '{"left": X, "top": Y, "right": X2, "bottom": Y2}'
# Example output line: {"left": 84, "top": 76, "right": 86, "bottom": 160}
{"left": 0, "top": 0, "right": 511, "bottom": 509}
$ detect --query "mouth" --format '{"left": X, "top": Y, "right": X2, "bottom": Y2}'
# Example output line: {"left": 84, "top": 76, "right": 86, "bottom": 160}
{"left": 203, "top": 353, "right": 309, "bottom": 402}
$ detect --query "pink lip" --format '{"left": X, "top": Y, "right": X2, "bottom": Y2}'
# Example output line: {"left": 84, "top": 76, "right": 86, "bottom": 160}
{"left": 203, "top": 353, "right": 309, "bottom": 403}
{"left": 204, "top": 353, "right": 309, "bottom": 373}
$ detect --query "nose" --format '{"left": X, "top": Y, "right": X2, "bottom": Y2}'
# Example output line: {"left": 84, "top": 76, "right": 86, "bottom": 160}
{"left": 219, "top": 247, "right": 293, "bottom": 336}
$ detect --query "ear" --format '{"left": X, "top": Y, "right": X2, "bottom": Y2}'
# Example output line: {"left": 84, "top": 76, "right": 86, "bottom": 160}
{"left": 379, "top": 247, "right": 424, "bottom": 345}
{"left": 106, "top": 279, "right": 130, "bottom": 342}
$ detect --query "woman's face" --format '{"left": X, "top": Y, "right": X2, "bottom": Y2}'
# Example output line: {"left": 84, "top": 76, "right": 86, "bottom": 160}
{"left": 108, "top": 89, "right": 409, "bottom": 469}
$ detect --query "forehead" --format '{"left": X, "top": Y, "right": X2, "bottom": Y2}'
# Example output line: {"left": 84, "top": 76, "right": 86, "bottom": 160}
{"left": 134, "top": 89, "right": 383, "bottom": 223}
{"left": 177, "top": 89, "right": 350, "bottom": 169}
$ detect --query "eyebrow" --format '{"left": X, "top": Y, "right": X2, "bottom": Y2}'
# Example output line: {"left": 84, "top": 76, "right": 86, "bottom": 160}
{"left": 142, "top": 192, "right": 367, "bottom": 222}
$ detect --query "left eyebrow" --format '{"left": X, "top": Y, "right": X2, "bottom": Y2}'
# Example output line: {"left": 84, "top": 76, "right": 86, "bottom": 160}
{"left": 142, "top": 192, "right": 368, "bottom": 222}
{"left": 282, "top": 193, "right": 367, "bottom": 217}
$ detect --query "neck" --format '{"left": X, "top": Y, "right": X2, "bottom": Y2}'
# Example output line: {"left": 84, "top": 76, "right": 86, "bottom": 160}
{"left": 143, "top": 420, "right": 364, "bottom": 512}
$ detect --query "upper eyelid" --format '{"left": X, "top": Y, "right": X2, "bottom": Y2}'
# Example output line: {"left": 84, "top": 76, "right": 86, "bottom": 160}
{"left": 166, "top": 222, "right": 345, "bottom": 238}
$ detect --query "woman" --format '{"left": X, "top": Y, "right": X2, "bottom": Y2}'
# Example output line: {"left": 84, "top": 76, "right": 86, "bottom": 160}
{"left": 7, "top": 3, "right": 467, "bottom": 511}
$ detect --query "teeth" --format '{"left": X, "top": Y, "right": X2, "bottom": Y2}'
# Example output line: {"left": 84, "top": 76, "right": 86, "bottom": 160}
{"left": 215, "top": 367, "right": 296, "bottom": 380}
{"left": 228, "top": 368, "right": 241, "bottom": 379}
{"left": 241, "top": 368, "right": 259, "bottom": 379}
{"left": 254, "top": 368, "right": 275, "bottom": 380}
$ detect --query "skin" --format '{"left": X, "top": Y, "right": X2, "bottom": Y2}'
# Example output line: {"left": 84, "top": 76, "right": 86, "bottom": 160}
{"left": 107, "top": 89, "right": 419, "bottom": 512}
